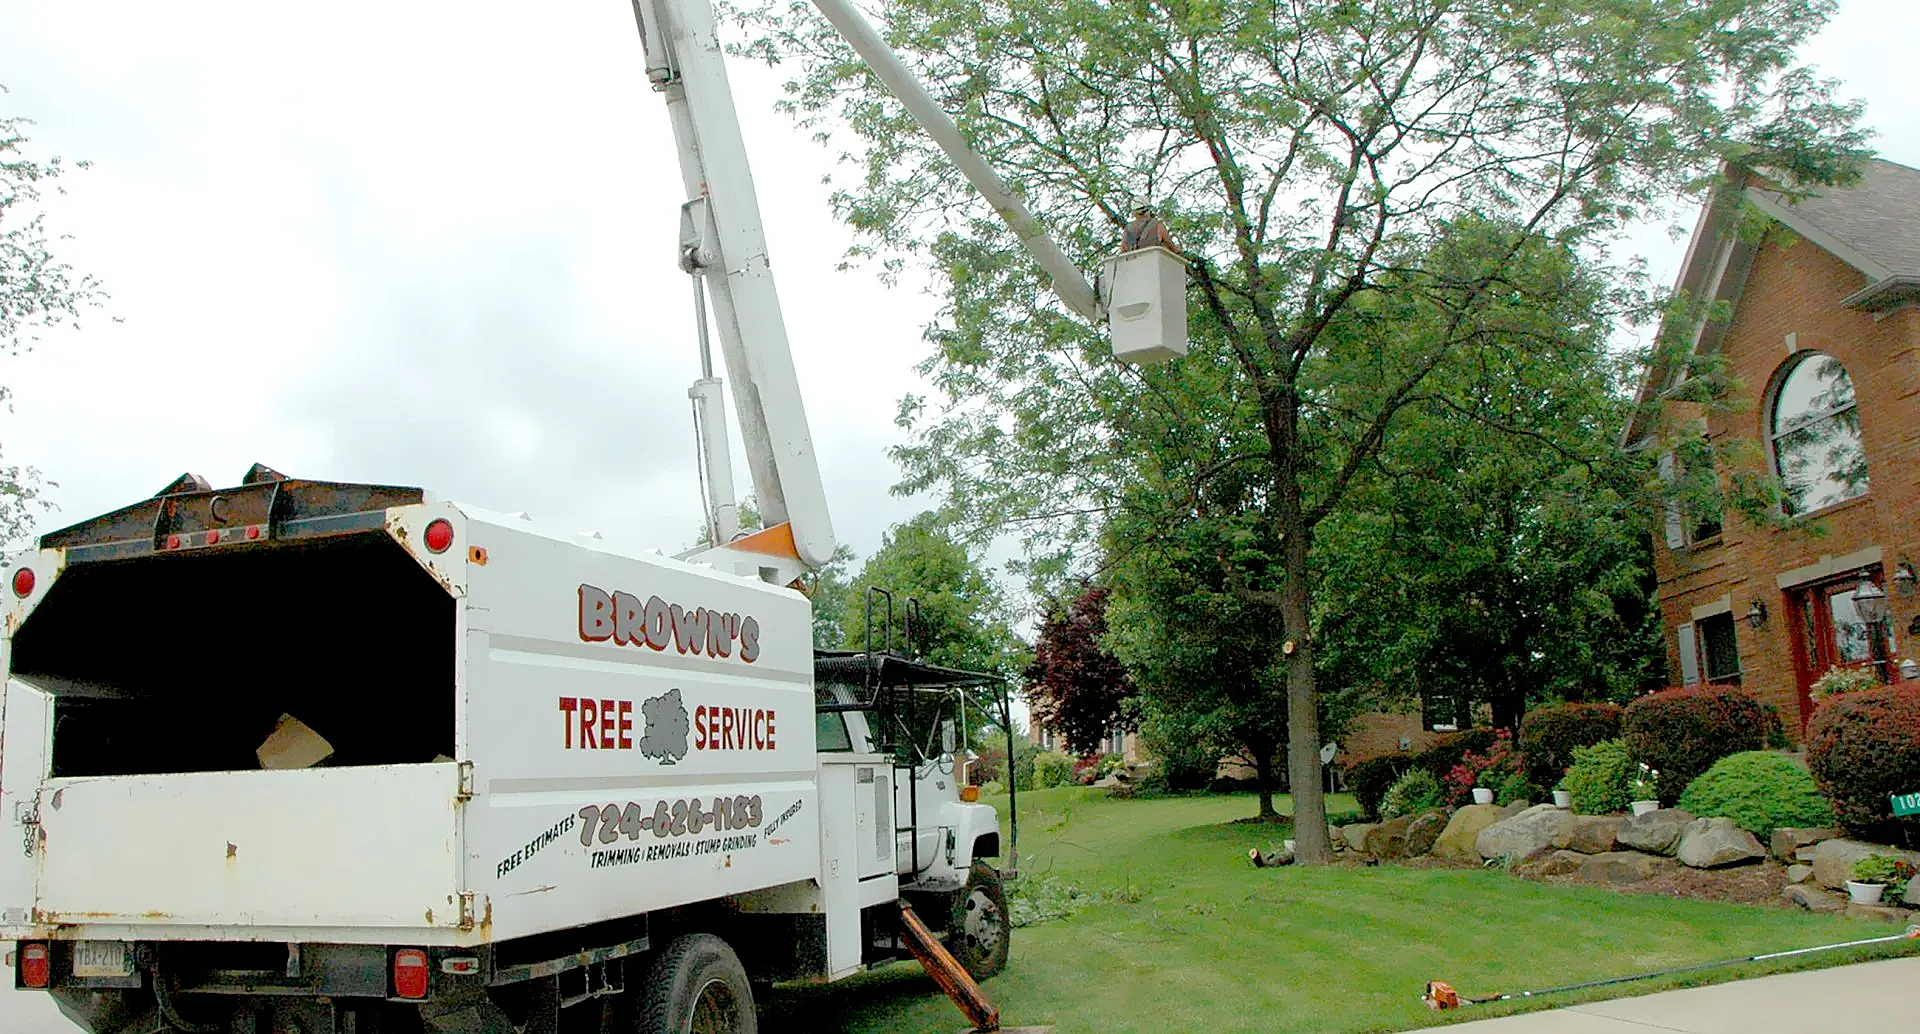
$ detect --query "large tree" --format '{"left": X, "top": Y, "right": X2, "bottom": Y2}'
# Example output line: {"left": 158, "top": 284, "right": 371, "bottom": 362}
{"left": 2, "top": 89, "right": 104, "bottom": 541}
{"left": 1025, "top": 584, "right": 1135, "bottom": 755}
{"left": 1310, "top": 224, "right": 1667, "bottom": 728}
{"left": 739, "top": 0, "right": 1864, "bottom": 862}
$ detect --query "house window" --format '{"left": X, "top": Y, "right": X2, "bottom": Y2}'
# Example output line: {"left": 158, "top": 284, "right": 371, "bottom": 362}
{"left": 1771, "top": 353, "right": 1868, "bottom": 515}
{"left": 1659, "top": 434, "right": 1722, "bottom": 549}
{"left": 1696, "top": 612, "right": 1741, "bottom": 685}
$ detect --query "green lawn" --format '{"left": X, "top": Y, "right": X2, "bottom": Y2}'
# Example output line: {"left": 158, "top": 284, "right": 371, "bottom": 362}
{"left": 762, "top": 789, "right": 1916, "bottom": 1033}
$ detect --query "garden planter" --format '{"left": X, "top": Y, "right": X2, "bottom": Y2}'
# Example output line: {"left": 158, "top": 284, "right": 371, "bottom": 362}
{"left": 1846, "top": 881, "right": 1886, "bottom": 905}
{"left": 1472, "top": 788, "right": 1495, "bottom": 805}
{"left": 1631, "top": 800, "right": 1659, "bottom": 816}
{"left": 1553, "top": 790, "right": 1573, "bottom": 809}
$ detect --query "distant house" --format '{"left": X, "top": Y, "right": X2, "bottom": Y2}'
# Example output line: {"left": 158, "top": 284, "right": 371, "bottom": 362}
{"left": 1026, "top": 721, "right": 1143, "bottom": 763}
{"left": 1623, "top": 157, "right": 1920, "bottom": 737}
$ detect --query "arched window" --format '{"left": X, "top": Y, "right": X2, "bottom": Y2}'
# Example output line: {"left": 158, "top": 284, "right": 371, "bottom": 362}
{"left": 1771, "top": 353, "right": 1868, "bottom": 515}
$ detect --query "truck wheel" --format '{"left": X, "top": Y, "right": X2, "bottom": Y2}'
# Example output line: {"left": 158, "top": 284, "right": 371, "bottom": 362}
{"left": 946, "top": 861, "right": 1010, "bottom": 981}
{"left": 636, "top": 934, "right": 757, "bottom": 1034}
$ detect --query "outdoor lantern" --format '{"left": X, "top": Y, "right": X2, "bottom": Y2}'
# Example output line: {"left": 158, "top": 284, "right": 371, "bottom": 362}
{"left": 1746, "top": 598, "right": 1768, "bottom": 629}
{"left": 1895, "top": 561, "right": 1917, "bottom": 597}
{"left": 1852, "top": 577, "right": 1892, "bottom": 627}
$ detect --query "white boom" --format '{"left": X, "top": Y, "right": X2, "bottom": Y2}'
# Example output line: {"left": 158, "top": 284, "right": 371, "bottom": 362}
{"left": 638, "top": 0, "right": 1174, "bottom": 587}
{"left": 631, "top": 0, "right": 837, "bottom": 580}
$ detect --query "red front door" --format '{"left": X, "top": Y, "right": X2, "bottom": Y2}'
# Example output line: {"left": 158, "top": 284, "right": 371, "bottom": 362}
{"left": 1788, "top": 572, "right": 1892, "bottom": 729}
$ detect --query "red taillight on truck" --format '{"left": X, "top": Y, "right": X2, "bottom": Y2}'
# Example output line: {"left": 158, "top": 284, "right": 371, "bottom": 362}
{"left": 392, "top": 949, "right": 429, "bottom": 999}
{"left": 11, "top": 567, "right": 33, "bottom": 598}
{"left": 423, "top": 519, "right": 454, "bottom": 554}
{"left": 19, "top": 943, "right": 49, "bottom": 988}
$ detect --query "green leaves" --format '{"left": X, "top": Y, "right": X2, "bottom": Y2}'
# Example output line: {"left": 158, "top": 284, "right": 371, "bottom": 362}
{"left": 837, "top": 511, "right": 1029, "bottom": 680}
{"left": 732, "top": 0, "right": 1863, "bottom": 850}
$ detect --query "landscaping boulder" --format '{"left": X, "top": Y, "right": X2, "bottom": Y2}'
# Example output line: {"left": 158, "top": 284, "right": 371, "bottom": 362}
{"left": 1579, "top": 851, "right": 1674, "bottom": 885}
{"left": 1431, "top": 805, "right": 1503, "bottom": 862}
{"left": 1497, "top": 800, "right": 1531, "bottom": 819}
{"left": 1846, "top": 904, "right": 1910, "bottom": 923}
{"left": 1675, "top": 817, "right": 1766, "bottom": 869}
{"left": 1364, "top": 815, "right": 1416, "bottom": 859}
{"left": 1404, "top": 812, "right": 1448, "bottom": 858}
{"left": 1782, "top": 885, "right": 1846, "bottom": 914}
{"left": 1808, "top": 839, "right": 1920, "bottom": 891}
{"left": 1769, "top": 826, "right": 1840, "bottom": 861}
{"left": 1520, "top": 850, "right": 1586, "bottom": 877}
{"left": 1786, "top": 864, "right": 1814, "bottom": 885}
{"left": 1474, "top": 804, "right": 1576, "bottom": 863}
{"left": 1908, "top": 879, "right": 1920, "bottom": 909}
{"left": 1616, "top": 808, "right": 1694, "bottom": 856}
{"left": 1343, "top": 823, "right": 1377, "bottom": 854}
{"left": 1566, "top": 816, "right": 1623, "bottom": 855}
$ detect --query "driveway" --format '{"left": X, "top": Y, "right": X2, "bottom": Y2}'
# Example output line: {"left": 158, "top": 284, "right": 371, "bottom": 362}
{"left": 1405, "top": 954, "right": 1920, "bottom": 1033}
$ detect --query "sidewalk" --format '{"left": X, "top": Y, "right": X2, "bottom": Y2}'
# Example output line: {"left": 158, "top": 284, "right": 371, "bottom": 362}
{"left": 1405, "top": 955, "right": 1919, "bottom": 1032}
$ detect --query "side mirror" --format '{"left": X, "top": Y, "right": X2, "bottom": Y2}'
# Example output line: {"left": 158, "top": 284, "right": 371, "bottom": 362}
{"left": 941, "top": 720, "right": 957, "bottom": 755}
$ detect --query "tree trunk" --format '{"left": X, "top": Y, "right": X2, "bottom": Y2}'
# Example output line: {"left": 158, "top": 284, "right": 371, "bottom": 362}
{"left": 1251, "top": 738, "right": 1279, "bottom": 820}
{"left": 1281, "top": 531, "right": 1333, "bottom": 863}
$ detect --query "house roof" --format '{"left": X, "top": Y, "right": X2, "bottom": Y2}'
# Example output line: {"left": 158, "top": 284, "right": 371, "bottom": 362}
{"left": 1622, "top": 157, "right": 1920, "bottom": 448}
{"left": 1749, "top": 158, "right": 1920, "bottom": 307}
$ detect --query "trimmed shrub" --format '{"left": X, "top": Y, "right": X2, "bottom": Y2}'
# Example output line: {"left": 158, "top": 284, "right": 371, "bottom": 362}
{"left": 1561, "top": 738, "right": 1634, "bottom": 815}
{"left": 1806, "top": 686, "right": 1920, "bottom": 840}
{"left": 1623, "top": 686, "right": 1766, "bottom": 802}
{"left": 1345, "top": 752, "right": 1416, "bottom": 819}
{"left": 1676, "top": 750, "right": 1834, "bottom": 841}
{"left": 1415, "top": 728, "right": 1501, "bottom": 781}
{"left": 1139, "top": 718, "right": 1221, "bottom": 792}
{"left": 1494, "top": 770, "right": 1535, "bottom": 807}
{"left": 1031, "top": 750, "right": 1075, "bottom": 790}
{"left": 1379, "top": 768, "right": 1445, "bottom": 820}
{"left": 1520, "top": 703, "right": 1625, "bottom": 788}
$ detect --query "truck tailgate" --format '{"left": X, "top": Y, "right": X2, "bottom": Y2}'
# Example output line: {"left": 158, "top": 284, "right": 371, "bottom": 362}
{"left": 33, "top": 763, "right": 462, "bottom": 931}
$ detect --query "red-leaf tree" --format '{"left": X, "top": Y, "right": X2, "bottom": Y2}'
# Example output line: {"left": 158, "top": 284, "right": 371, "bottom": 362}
{"left": 1025, "top": 586, "right": 1135, "bottom": 756}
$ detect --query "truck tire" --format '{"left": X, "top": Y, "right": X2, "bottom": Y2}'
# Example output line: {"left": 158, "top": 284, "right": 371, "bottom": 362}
{"left": 636, "top": 934, "right": 757, "bottom": 1034}
{"left": 946, "top": 861, "right": 1010, "bottom": 981}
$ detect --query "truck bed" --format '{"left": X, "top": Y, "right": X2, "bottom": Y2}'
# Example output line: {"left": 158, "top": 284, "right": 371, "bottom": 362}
{"left": 0, "top": 477, "right": 822, "bottom": 949}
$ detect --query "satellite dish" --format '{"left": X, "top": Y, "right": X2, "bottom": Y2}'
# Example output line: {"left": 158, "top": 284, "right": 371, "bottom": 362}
{"left": 1319, "top": 742, "right": 1338, "bottom": 765}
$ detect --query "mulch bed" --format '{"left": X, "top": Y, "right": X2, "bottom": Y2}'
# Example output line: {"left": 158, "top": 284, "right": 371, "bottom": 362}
{"left": 1512, "top": 857, "right": 1792, "bottom": 906}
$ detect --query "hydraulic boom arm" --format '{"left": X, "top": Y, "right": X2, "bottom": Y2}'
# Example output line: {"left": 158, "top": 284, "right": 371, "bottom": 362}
{"left": 630, "top": 0, "right": 1166, "bottom": 587}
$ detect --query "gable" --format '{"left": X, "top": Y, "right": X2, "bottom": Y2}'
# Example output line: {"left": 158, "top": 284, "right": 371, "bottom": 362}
{"left": 1623, "top": 158, "right": 1920, "bottom": 449}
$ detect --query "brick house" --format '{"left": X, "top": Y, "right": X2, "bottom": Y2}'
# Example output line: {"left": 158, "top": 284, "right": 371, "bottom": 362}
{"left": 1624, "top": 157, "right": 1920, "bottom": 738}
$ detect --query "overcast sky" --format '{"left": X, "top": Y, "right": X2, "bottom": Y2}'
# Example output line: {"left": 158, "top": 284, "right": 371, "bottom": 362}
{"left": 3, "top": 1, "right": 1920, "bottom": 1028}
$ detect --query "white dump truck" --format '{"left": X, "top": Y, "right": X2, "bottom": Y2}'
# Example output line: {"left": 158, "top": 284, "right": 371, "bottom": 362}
{"left": 0, "top": 467, "right": 1011, "bottom": 1034}
{"left": 2, "top": 0, "right": 1189, "bottom": 1030}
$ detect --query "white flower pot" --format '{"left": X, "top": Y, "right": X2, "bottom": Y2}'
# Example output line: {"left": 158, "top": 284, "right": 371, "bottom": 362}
{"left": 1846, "top": 881, "right": 1886, "bottom": 905}
{"left": 1472, "top": 788, "right": 1495, "bottom": 805}
{"left": 1553, "top": 790, "right": 1573, "bottom": 809}
{"left": 1631, "top": 800, "right": 1659, "bottom": 816}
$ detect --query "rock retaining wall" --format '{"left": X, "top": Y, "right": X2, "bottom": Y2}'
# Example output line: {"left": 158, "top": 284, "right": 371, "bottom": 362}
{"left": 1329, "top": 805, "right": 1916, "bottom": 913}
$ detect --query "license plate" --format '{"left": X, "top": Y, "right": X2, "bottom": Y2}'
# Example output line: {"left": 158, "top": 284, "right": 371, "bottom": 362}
{"left": 71, "top": 941, "right": 131, "bottom": 978}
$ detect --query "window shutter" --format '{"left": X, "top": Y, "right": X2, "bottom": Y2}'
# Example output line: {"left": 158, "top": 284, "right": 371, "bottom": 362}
{"left": 1677, "top": 623, "right": 1700, "bottom": 686}
{"left": 1659, "top": 452, "right": 1686, "bottom": 549}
